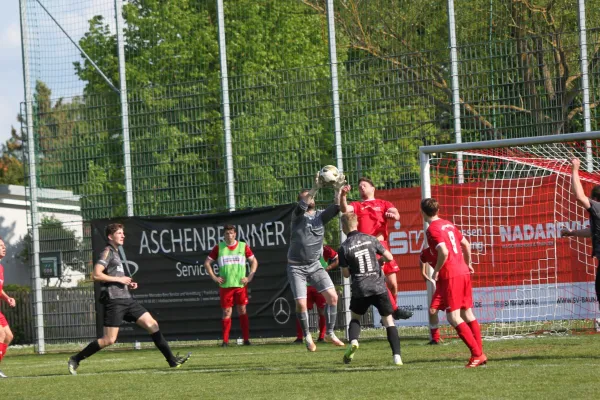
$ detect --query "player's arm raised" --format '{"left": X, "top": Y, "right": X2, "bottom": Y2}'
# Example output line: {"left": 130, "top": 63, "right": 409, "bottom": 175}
{"left": 339, "top": 185, "right": 354, "bottom": 213}
{"left": 460, "top": 237, "right": 474, "bottom": 273}
{"left": 571, "top": 158, "right": 591, "bottom": 209}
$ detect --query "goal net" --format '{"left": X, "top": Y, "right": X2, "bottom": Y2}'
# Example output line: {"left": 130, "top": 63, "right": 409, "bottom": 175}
{"left": 420, "top": 133, "right": 600, "bottom": 338}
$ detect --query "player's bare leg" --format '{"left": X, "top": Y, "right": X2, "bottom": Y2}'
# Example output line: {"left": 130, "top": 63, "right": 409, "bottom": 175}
{"left": 0, "top": 325, "right": 12, "bottom": 378}
{"left": 385, "top": 273, "right": 412, "bottom": 320}
{"left": 321, "top": 287, "right": 344, "bottom": 346}
{"left": 295, "top": 298, "right": 316, "bottom": 351}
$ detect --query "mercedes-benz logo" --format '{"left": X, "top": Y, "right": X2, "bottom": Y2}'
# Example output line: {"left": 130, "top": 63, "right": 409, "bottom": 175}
{"left": 272, "top": 297, "right": 291, "bottom": 324}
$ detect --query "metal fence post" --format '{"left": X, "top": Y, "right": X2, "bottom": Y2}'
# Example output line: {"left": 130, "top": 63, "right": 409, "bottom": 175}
{"left": 447, "top": 0, "right": 464, "bottom": 183}
{"left": 325, "top": 0, "right": 350, "bottom": 336}
{"left": 577, "top": 0, "right": 593, "bottom": 172}
{"left": 216, "top": 0, "right": 235, "bottom": 211}
{"left": 115, "top": 0, "right": 134, "bottom": 216}
{"left": 19, "top": 0, "right": 45, "bottom": 354}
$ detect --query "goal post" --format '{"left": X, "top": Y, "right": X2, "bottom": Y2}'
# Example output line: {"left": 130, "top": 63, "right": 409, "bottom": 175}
{"left": 419, "top": 131, "right": 600, "bottom": 338}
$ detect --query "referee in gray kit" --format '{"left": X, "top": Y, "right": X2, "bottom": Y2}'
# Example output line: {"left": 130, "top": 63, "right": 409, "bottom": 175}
{"left": 288, "top": 173, "right": 345, "bottom": 351}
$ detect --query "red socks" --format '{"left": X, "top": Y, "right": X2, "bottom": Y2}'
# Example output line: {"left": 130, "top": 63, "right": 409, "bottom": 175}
{"left": 318, "top": 314, "right": 326, "bottom": 340}
{"left": 455, "top": 322, "right": 481, "bottom": 357}
{"left": 468, "top": 319, "right": 483, "bottom": 354}
{"left": 430, "top": 327, "right": 440, "bottom": 343}
{"left": 221, "top": 318, "right": 232, "bottom": 344}
{"left": 295, "top": 318, "right": 303, "bottom": 340}
{"left": 240, "top": 313, "right": 250, "bottom": 341}
{"left": 0, "top": 343, "right": 7, "bottom": 362}
{"left": 387, "top": 287, "right": 398, "bottom": 311}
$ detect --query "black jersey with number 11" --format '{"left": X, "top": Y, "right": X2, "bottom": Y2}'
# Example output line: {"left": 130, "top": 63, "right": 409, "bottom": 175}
{"left": 338, "top": 231, "right": 387, "bottom": 297}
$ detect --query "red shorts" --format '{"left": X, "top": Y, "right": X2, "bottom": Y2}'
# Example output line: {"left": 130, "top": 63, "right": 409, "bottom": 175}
{"left": 0, "top": 312, "right": 8, "bottom": 328}
{"left": 219, "top": 287, "right": 249, "bottom": 309}
{"left": 378, "top": 240, "right": 400, "bottom": 275}
{"left": 430, "top": 274, "right": 473, "bottom": 312}
{"left": 306, "top": 286, "right": 326, "bottom": 310}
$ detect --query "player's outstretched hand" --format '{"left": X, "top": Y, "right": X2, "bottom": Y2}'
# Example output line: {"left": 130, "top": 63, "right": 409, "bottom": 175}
{"left": 313, "top": 172, "right": 323, "bottom": 190}
{"left": 560, "top": 228, "right": 573, "bottom": 237}
{"left": 571, "top": 157, "right": 580, "bottom": 170}
{"left": 332, "top": 173, "right": 347, "bottom": 191}
{"left": 7, "top": 297, "right": 16, "bottom": 307}
{"left": 340, "top": 184, "right": 351, "bottom": 195}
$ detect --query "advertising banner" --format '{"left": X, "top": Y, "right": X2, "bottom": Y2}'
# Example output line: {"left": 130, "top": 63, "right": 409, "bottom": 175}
{"left": 92, "top": 205, "right": 297, "bottom": 341}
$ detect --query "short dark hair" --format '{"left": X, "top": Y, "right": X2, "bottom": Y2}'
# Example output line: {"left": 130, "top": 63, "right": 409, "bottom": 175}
{"left": 105, "top": 223, "right": 124, "bottom": 239}
{"left": 591, "top": 185, "right": 600, "bottom": 201}
{"left": 223, "top": 224, "right": 236, "bottom": 232}
{"left": 358, "top": 177, "right": 374, "bottom": 187}
{"left": 420, "top": 198, "right": 439, "bottom": 217}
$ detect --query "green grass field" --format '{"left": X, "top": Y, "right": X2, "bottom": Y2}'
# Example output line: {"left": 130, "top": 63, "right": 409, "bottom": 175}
{"left": 1, "top": 335, "right": 599, "bottom": 400}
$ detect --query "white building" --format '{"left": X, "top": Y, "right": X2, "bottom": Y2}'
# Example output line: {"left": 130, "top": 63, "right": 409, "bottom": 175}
{"left": 0, "top": 184, "right": 84, "bottom": 287}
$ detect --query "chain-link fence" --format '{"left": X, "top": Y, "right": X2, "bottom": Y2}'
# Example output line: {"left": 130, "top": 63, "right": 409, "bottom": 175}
{"left": 17, "top": 0, "right": 600, "bottom": 348}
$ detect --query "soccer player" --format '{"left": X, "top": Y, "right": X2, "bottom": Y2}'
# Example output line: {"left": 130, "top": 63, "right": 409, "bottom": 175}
{"left": 560, "top": 157, "right": 600, "bottom": 311}
{"left": 0, "top": 238, "right": 16, "bottom": 378}
{"left": 204, "top": 224, "right": 258, "bottom": 347}
{"left": 68, "top": 224, "right": 191, "bottom": 375}
{"left": 420, "top": 246, "right": 441, "bottom": 345}
{"left": 340, "top": 178, "right": 413, "bottom": 320}
{"left": 289, "top": 175, "right": 345, "bottom": 351}
{"left": 421, "top": 198, "right": 486, "bottom": 368}
{"left": 338, "top": 213, "right": 403, "bottom": 366}
{"left": 293, "top": 245, "right": 339, "bottom": 343}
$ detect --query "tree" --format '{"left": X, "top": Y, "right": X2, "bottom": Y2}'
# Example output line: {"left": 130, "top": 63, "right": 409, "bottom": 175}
{"left": 0, "top": 126, "right": 25, "bottom": 185}
{"left": 18, "top": 216, "right": 85, "bottom": 287}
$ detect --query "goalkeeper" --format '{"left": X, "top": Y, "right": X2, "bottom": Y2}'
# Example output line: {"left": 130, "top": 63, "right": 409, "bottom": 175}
{"left": 560, "top": 157, "right": 600, "bottom": 311}
{"left": 287, "top": 171, "right": 346, "bottom": 352}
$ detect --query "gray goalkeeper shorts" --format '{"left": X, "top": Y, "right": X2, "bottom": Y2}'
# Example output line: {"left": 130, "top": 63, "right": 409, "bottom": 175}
{"left": 287, "top": 260, "right": 334, "bottom": 300}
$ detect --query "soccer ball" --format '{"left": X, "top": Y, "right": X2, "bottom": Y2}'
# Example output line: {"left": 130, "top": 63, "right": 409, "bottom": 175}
{"left": 319, "top": 165, "right": 340, "bottom": 186}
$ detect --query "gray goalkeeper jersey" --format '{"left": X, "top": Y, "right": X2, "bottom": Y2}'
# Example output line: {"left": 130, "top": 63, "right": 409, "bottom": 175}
{"left": 287, "top": 200, "right": 340, "bottom": 264}
{"left": 97, "top": 245, "right": 131, "bottom": 300}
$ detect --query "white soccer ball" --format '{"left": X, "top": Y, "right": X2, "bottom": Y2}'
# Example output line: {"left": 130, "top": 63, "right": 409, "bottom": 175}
{"left": 319, "top": 165, "right": 340, "bottom": 185}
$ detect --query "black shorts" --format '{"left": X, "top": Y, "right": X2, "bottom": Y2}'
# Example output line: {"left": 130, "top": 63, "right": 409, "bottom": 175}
{"left": 350, "top": 292, "right": 394, "bottom": 317}
{"left": 103, "top": 298, "right": 148, "bottom": 327}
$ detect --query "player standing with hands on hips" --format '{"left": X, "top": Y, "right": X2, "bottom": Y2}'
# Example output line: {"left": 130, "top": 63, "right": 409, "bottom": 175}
{"left": 204, "top": 224, "right": 258, "bottom": 347}
{"left": 288, "top": 170, "right": 346, "bottom": 351}
{"left": 560, "top": 157, "right": 600, "bottom": 313}
{"left": 421, "top": 198, "right": 486, "bottom": 368}
{"left": 0, "top": 238, "right": 16, "bottom": 378}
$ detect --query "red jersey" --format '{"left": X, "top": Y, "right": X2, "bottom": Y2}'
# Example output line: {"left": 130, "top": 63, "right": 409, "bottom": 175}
{"left": 207, "top": 241, "right": 254, "bottom": 260}
{"left": 426, "top": 219, "right": 470, "bottom": 280}
{"left": 350, "top": 199, "right": 395, "bottom": 240}
{"left": 419, "top": 247, "right": 437, "bottom": 266}
{"left": 0, "top": 264, "right": 4, "bottom": 293}
{"left": 322, "top": 245, "right": 338, "bottom": 262}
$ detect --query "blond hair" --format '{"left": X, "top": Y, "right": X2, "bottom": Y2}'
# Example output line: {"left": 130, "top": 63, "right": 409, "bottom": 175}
{"left": 341, "top": 212, "right": 358, "bottom": 234}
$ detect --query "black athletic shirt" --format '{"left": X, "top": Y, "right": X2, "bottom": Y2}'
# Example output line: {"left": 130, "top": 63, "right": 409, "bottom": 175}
{"left": 97, "top": 245, "right": 131, "bottom": 300}
{"left": 338, "top": 231, "right": 387, "bottom": 297}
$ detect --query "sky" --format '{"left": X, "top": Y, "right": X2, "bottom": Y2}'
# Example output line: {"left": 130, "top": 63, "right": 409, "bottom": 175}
{"left": 0, "top": 0, "right": 24, "bottom": 145}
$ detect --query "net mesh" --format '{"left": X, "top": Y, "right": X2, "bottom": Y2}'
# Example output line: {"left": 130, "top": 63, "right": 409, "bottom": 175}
{"left": 426, "top": 139, "right": 599, "bottom": 337}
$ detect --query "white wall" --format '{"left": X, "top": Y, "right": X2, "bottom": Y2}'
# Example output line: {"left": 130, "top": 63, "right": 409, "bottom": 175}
{"left": 0, "top": 184, "right": 83, "bottom": 287}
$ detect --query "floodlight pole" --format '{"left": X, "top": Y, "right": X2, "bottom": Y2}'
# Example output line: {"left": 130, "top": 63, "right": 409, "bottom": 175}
{"left": 115, "top": 0, "right": 134, "bottom": 216}
{"left": 326, "top": 0, "right": 351, "bottom": 335}
{"left": 577, "top": 0, "right": 593, "bottom": 173}
{"left": 217, "top": 0, "right": 235, "bottom": 211}
{"left": 447, "top": 0, "right": 464, "bottom": 183}
{"left": 19, "top": 0, "right": 45, "bottom": 354}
